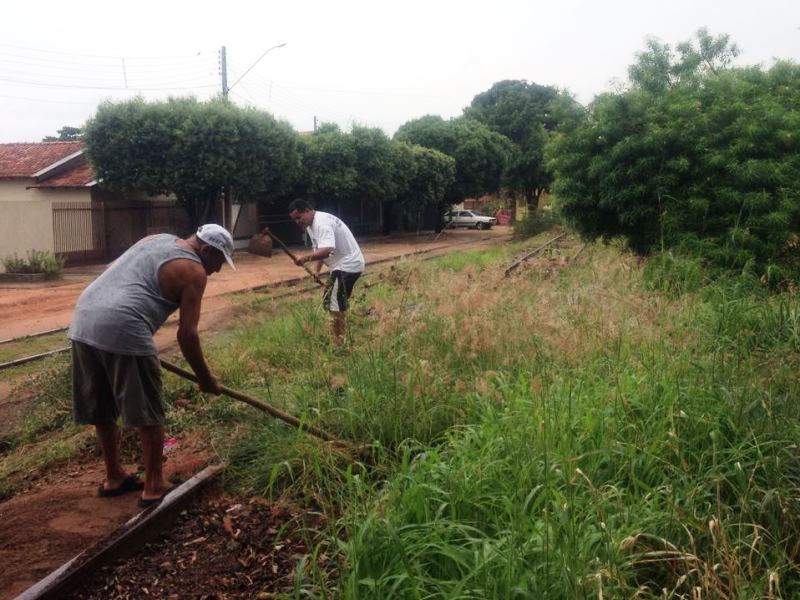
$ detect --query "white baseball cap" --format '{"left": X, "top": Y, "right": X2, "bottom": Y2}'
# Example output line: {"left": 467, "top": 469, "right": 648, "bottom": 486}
{"left": 196, "top": 224, "right": 236, "bottom": 270}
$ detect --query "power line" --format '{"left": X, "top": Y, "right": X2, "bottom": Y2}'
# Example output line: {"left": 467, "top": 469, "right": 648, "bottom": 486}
{"left": 0, "top": 43, "right": 209, "bottom": 62}
{"left": 0, "top": 57, "right": 216, "bottom": 78}
{"left": 0, "top": 65, "right": 214, "bottom": 87}
{"left": 0, "top": 50, "right": 214, "bottom": 71}
{"left": 0, "top": 76, "right": 218, "bottom": 91}
{"left": 0, "top": 93, "right": 100, "bottom": 105}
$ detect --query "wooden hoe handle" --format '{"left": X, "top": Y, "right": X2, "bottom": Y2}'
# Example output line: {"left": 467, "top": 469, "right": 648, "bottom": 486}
{"left": 263, "top": 228, "right": 326, "bottom": 288}
{"left": 160, "top": 359, "right": 339, "bottom": 444}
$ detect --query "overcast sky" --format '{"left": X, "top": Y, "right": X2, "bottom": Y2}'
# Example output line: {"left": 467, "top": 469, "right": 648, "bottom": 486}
{"left": 2, "top": 0, "right": 798, "bottom": 143}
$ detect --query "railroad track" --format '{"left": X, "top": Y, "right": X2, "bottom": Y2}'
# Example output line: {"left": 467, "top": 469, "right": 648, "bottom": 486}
{"left": 0, "top": 233, "right": 503, "bottom": 373}
{"left": 502, "top": 231, "right": 589, "bottom": 277}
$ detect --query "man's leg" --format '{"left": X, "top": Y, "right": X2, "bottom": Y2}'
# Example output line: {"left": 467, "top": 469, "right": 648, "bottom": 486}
{"left": 326, "top": 270, "right": 360, "bottom": 348}
{"left": 95, "top": 422, "right": 129, "bottom": 491}
{"left": 332, "top": 311, "right": 347, "bottom": 347}
{"left": 139, "top": 424, "right": 169, "bottom": 500}
{"left": 74, "top": 342, "right": 136, "bottom": 493}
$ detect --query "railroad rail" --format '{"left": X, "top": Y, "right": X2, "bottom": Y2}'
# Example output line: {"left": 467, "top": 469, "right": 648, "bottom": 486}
{"left": 14, "top": 465, "right": 224, "bottom": 600}
{"left": 0, "top": 233, "right": 500, "bottom": 372}
{"left": 0, "top": 326, "right": 68, "bottom": 346}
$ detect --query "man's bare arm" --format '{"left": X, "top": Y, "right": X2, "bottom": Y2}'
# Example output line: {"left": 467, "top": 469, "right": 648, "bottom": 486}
{"left": 162, "top": 260, "right": 221, "bottom": 394}
{"left": 295, "top": 247, "right": 333, "bottom": 269}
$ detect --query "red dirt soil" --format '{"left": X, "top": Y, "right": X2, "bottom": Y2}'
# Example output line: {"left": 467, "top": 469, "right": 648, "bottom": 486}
{"left": 0, "top": 228, "right": 510, "bottom": 341}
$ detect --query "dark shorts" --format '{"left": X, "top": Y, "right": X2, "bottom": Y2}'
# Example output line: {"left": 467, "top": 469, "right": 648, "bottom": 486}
{"left": 322, "top": 270, "right": 362, "bottom": 312}
{"left": 71, "top": 340, "right": 164, "bottom": 427}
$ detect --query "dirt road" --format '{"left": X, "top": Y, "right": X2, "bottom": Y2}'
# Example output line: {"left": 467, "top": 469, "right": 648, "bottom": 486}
{"left": 0, "top": 228, "right": 510, "bottom": 341}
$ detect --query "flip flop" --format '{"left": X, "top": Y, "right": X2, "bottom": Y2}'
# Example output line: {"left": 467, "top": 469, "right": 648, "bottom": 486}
{"left": 137, "top": 484, "right": 178, "bottom": 509}
{"left": 97, "top": 475, "right": 145, "bottom": 498}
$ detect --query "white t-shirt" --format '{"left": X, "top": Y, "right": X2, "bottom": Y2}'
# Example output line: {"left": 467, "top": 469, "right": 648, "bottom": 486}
{"left": 307, "top": 211, "right": 365, "bottom": 273}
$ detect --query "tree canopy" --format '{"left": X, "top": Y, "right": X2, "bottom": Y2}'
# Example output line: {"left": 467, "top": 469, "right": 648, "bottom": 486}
{"left": 464, "top": 80, "right": 582, "bottom": 207}
{"left": 84, "top": 97, "right": 299, "bottom": 227}
{"left": 300, "top": 123, "right": 454, "bottom": 230}
{"left": 42, "top": 126, "right": 83, "bottom": 142}
{"left": 548, "top": 30, "right": 800, "bottom": 281}
{"left": 394, "top": 115, "right": 513, "bottom": 203}
{"left": 391, "top": 141, "right": 455, "bottom": 229}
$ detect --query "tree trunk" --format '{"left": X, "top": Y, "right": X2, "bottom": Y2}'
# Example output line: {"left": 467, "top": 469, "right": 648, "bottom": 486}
{"left": 525, "top": 187, "right": 541, "bottom": 211}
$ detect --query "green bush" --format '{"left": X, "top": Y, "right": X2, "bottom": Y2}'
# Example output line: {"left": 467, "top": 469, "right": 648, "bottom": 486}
{"left": 548, "top": 30, "right": 800, "bottom": 283}
{"left": 2, "top": 250, "right": 65, "bottom": 275}
{"left": 513, "top": 208, "right": 559, "bottom": 238}
{"left": 643, "top": 251, "right": 708, "bottom": 295}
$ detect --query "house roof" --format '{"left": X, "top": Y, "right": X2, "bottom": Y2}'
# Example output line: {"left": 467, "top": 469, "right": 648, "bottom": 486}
{"left": 0, "top": 142, "right": 84, "bottom": 178}
{"left": 31, "top": 161, "right": 95, "bottom": 188}
{"left": 0, "top": 141, "right": 95, "bottom": 188}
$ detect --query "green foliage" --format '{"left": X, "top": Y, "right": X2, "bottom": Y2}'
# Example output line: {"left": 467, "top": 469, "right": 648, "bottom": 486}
{"left": 349, "top": 125, "right": 397, "bottom": 206}
{"left": 334, "top": 260, "right": 800, "bottom": 598}
{"left": 629, "top": 28, "right": 740, "bottom": 94}
{"left": 300, "top": 124, "right": 454, "bottom": 231}
{"left": 549, "top": 29, "right": 800, "bottom": 281}
{"left": 84, "top": 97, "right": 300, "bottom": 226}
{"left": 2, "top": 250, "right": 65, "bottom": 274}
{"left": 642, "top": 251, "right": 709, "bottom": 295}
{"left": 300, "top": 123, "right": 358, "bottom": 206}
{"left": 391, "top": 142, "right": 455, "bottom": 228}
{"left": 394, "top": 115, "right": 514, "bottom": 204}
{"left": 513, "top": 209, "right": 560, "bottom": 238}
{"left": 465, "top": 80, "right": 583, "bottom": 207}
{"left": 42, "top": 125, "right": 83, "bottom": 142}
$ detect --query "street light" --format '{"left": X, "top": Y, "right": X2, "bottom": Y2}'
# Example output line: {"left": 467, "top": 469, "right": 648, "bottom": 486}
{"left": 219, "top": 42, "right": 287, "bottom": 232}
{"left": 226, "top": 42, "right": 287, "bottom": 93}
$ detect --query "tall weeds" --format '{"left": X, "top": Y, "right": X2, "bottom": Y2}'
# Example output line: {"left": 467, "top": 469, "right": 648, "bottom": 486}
{"left": 315, "top": 242, "right": 800, "bottom": 598}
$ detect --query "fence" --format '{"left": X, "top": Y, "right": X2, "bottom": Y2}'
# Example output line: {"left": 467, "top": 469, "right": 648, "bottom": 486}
{"left": 52, "top": 200, "right": 191, "bottom": 264}
{"left": 52, "top": 202, "right": 105, "bottom": 263}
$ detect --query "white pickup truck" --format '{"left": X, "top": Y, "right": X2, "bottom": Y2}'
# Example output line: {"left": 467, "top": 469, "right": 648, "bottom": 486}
{"left": 443, "top": 210, "right": 497, "bottom": 230}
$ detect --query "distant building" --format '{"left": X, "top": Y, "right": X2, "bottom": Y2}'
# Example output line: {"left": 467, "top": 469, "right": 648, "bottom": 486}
{"left": 0, "top": 142, "right": 187, "bottom": 268}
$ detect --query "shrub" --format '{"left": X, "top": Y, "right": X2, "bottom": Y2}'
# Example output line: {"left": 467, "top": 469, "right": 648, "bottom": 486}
{"left": 548, "top": 31, "right": 800, "bottom": 283}
{"left": 513, "top": 208, "right": 559, "bottom": 238}
{"left": 2, "top": 250, "right": 65, "bottom": 274}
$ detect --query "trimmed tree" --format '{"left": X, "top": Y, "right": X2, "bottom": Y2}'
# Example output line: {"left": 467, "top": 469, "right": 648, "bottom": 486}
{"left": 84, "top": 97, "right": 300, "bottom": 227}
{"left": 390, "top": 142, "right": 456, "bottom": 231}
{"left": 394, "top": 115, "right": 513, "bottom": 203}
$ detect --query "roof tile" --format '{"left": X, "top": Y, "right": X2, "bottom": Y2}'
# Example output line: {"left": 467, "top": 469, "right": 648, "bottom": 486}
{"left": 31, "top": 161, "right": 94, "bottom": 188}
{"left": 0, "top": 142, "right": 84, "bottom": 178}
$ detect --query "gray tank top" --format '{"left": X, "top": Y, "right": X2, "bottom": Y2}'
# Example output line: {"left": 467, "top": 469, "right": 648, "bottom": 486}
{"left": 68, "top": 234, "right": 201, "bottom": 356}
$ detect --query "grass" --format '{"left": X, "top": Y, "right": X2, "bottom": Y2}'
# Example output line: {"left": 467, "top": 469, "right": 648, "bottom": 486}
{"left": 0, "top": 331, "right": 69, "bottom": 367}
{"left": 3, "top": 230, "right": 800, "bottom": 597}
{"left": 289, "top": 237, "right": 799, "bottom": 598}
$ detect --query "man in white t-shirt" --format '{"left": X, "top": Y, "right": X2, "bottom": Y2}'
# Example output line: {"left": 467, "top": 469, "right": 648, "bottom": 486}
{"left": 288, "top": 199, "right": 365, "bottom": 347}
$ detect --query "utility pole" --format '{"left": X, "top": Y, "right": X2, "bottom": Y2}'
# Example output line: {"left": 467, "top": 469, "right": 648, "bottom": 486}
{"left": 218, "top": 42, "right": 286, "bottom": 231}
{"left": 220, "top": 46, "right": 228, "bottom": 98}
{"left": 219, "top": 46, "right": 229, "bottom": 229}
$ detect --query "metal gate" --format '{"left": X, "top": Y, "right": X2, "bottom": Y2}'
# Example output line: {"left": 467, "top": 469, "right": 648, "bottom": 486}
{"left": 53, "top": 200, "right": 190, "bottom": 265}
{"left": 52, "top": 201, "right": 105, "bottom": 263}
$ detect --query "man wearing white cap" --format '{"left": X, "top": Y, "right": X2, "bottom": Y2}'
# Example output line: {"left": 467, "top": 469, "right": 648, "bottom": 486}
{"left": 68, "top": 224, "right": 235, "bottom": 507}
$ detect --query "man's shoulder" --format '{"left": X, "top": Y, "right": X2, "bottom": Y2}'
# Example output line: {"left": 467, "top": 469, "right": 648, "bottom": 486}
{"left": 160, "top": 254, "right": 206, "bottom": 285}
{"left": 314, "top": 211, "right": 335, "bottom": 223}
{"left": 311, "top": 211, "right": 337, "bottom": 230}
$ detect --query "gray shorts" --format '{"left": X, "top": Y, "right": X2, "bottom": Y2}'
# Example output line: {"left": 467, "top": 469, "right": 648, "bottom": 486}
{"left": 71, "top": 340, "right": 165, "bottom": 427}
